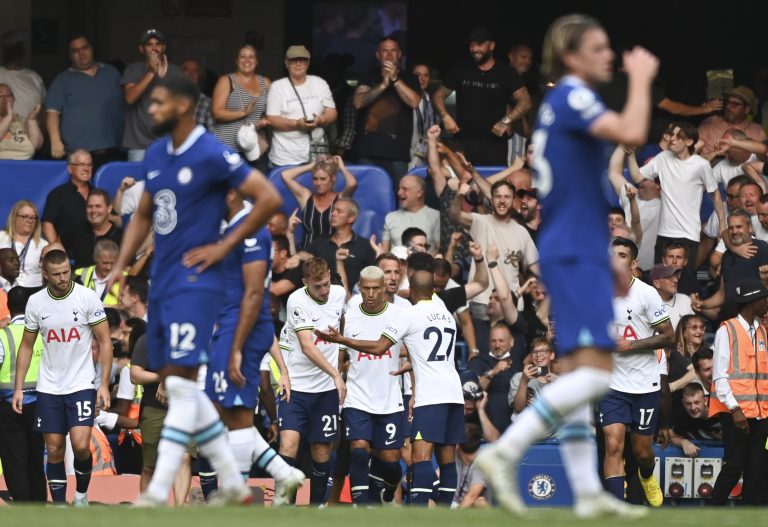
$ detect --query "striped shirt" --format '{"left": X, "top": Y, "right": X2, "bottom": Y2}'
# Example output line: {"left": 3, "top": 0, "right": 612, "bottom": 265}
{"left": 213, "top": 73, "right": 267, "bottom": 151}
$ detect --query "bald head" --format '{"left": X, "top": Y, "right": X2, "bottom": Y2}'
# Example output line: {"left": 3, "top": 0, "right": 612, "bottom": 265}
{"left": 410, "top": 270, "right": 434, "bottom": 301}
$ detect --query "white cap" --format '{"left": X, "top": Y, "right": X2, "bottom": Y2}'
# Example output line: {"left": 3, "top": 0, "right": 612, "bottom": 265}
{"left": 236, "top": 123, "right": 261, "bottom": 161}
{"left": 391, "top": 245, "right": 409, "bottom": 260}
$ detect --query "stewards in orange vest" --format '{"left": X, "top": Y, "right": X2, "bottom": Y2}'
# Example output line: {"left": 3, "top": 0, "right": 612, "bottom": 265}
{"left": 709, "top": 279, "right": 768, "bottom": 505}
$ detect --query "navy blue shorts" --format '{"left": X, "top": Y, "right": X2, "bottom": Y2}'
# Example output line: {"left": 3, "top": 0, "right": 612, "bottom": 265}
{"left": 540, "top": 259, "right": 615, "bottom": 355}
{"left": 278, "top": 389, "right": 339, "bottom": 443}
{"left": 411, "top": 403, "right": 465, "bottom": 445}
{"left": 146, "top": 290, "right": 222, "bottom": 371}
{"left": 402, "top": 394, "right": 412, "bottom": 440}
{"left": 597, "top": 389, "right": 660, "bottom": 436}
{"left": 204, "top": 328, "right": 269, "bottom": 409}
{"left": 35, "top": 389, "right": 96, "bottom": 434}
{"left": 344, "top": 407, "right": 404, "bottom": 450}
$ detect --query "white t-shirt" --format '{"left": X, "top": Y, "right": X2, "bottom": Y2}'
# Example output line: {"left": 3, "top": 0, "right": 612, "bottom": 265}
{"left": 116, "top": 365, "right": 137, "bottom": 401}
{"left": 619, "top": 187, "right": 660, "bottom": 272}
{"left": 640, "top": 150, "right": 718, "bottom": 241}
{"left": 266, "top": 76, "right": 335, "bottom": 166}
{"left": 712, "top": 155, "right": 755, "bottom": 187}
{"left": 0, "top": 232, "right": 47, "bottom": 288}
{"left": 382, "top": 299, "right": 463, "bottom": 407}
{"left": 119, "top": 180, "right": 145, "bottom": 216}
{"left": 25, "top": 282, "right": 107, "bottom": 395}
{"left": 281, "top": 285, "right": 345, "bottom": 393}
{"left": 610, "top": 278, "right": 669, "bottom": 394}
{"left": 0, "top": 66, "right": 46, "bottom": 120}
{"left": 382, "top": 206, "right": 441, "bottom": 251}
{"left": 662, "top": 293, "right": 694, "bottom": 331}
{"left": 342, "top": 298, "right": 404, "bottom": 414}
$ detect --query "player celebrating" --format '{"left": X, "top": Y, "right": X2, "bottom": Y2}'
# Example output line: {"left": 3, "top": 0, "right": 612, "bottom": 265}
{"left": 342, "top": 266, "right": 404, "bottom": 505}
{"left": 316, "top": 270, "right": 464, "bottom": 506}
{"left": 204, "top": 189, "right": 305, "bottom": 504}
{"left": 600, "top": 237, "right": 673, "bottom": 506}
{"left": 109, "top": 75, "right": 282, "bottom": 505}
{"left": 475, "top": 14, "right": 659, "bottom": 518}
{"left": 278, "top": 257, "right": 346, "bottom": 505}
{"left": 12, "top": 249, "right": 113, "bottom": 506}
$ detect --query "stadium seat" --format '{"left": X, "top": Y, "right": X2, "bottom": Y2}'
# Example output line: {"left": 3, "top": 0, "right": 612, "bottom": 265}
{"left": 94, "top": 162, "right": 144, "bottom": 199}
{"left": 0, "top": 160, "right": 69, "bottom": 225}
{"left": 267, "top": 165, "right": 396, "bottom": 241}
{"left": 407, "top": 165, "right": 508, "bottom": 179}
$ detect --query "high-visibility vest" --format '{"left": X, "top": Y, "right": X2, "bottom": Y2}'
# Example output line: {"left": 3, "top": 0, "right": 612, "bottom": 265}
{"left": 709, "top": 318, "right": 768, "bottom": 418}
{"left": 118, "top": 362, "right": 143, "bottom": 447}
{"left": 90, "top": 426, "right": 116, "bottom": 475}
{"left": 0, "top": 323, "right": 43, "bottom": 393}
{"left": 73, "top": 266, "right": 121, "bottom": 306}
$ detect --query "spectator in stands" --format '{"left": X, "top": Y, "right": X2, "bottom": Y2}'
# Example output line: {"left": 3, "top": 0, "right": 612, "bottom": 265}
{"left": 212, "top": 44, "right": 270, "bottom": 165}
{"left": 0, "top": 200, "right": 47, "bottom": 288}
{"left": 267, "top": 45, "right": 337, "bottom": 167}
{"left": 409, "top": 62, "right": 439, "bottom": 169}
{"left": 452, "top": 422, "right": 490, "bottom": 508}
{"left": 45, "top": 34, "right": 125, "bottom": 168}
{"left": 434, "top": 26, "right": 531, "bottom": 166}
{"left": 432, "top": 257, "right": 479, "bottom": 362}
{"left": 180, "top": 58, "right": 213, "bottom": 131}
{"left": 661, "top": 242, "right": 698, "bottom": 296}
{"left": 381, "top": 175, "right": 440, "bottom": 253}
{"left": 122, "top": 28, "right": 182, "bottom": 161}
{"left": 0, "top": 82, "right": 41, "bottom": 160}
{"left": 402, "top": 226, "right": 430, "bottom": 255}
{"left": 698, "top": 86, "right": 766, "bottom": 160}
{"left": 119, "top": 275, "right": 148, "bottom": 321}
{"left": 468, "top": 323, "right": 517, "bottom": 433}
{"left": 352, "top": 35, "right": 420, "bottom": 188}
{"left": 629, "top": 122, "right": 725, "bottom": 274}
{"left": 74, "top": 239, "right": 122, "bottom": 306}
{"left": 67, "top": 188, "right": 122, "bottom": 268}
{"left": 461, "top": 370, "right": 498, "bottom": 442}
{"left": 269, "top": 234, "right": 302, "bottom": 321}
{"left": 670, "top": 383, "right": 722, "bottom": 457}
{"left": 516, "top": 188, "right": 540, "bottom": 242}
{"left": 0, "top": 31, "right": 45, "bottom": 122}
{"left": 649, "top": 263, "right": 693, "bottom": 330}
{"left": 268, "top": 211, "right": 289, "bottom": 237}
{"left": 41, "top": 148, "right": 92, "bottom": 250}
{"left": 698, "top": 175, "right": 750, "bottom": 271}
{"left": 668, "top": 314, "right": 709, "bottom": 393}
{"left": 692, "top": 348, "right": 714, "bottom": 392}
{"left": 281, "top": 155, "right": 357, "bottom": 247}
{"left": 0, "top": 248, "right": 20, "bottom": 292}
{"left": 508, "top": 338, "right": 558, "bottom": 419}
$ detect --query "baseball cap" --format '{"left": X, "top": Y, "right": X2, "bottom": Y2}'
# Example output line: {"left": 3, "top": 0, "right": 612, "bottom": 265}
{"left": 468, "top": 26, "right": 494, "bottom": 43}
{"left": 734, "top": 279, "right": 768, "bottom": 304}
{"left": 391, "top": 245, "right": 409, "bottom": 261}
{"left": 236, "top": 124, "right": 261, "bottom": 161}
{"left": 460, "top": 370, "right": 483, "bottom": 400}
{"left": 140, "top": 28, "right": 165, "bottom": 45}
{"left": 723, "top": 85, "right": 757, "bottom": 113}
{"left": 516, "top": 188, "right": 538, "bottom": 199}
{"left": 285, "top": 45, "right": 311, "bottom": 60}
{"left": 648, "top": 264, "right": 681, "bottom": 283}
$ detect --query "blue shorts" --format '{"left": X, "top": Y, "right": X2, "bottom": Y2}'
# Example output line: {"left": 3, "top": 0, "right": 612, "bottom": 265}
{"left": 204, "top": 328, "right": 269, "bottom": 409}
{"left": 411, "top": 403, "right": 465, "bottom": 445}
{"left": 597, "top": 389, "right": 660, "bottom": 436}
{"left": 278, "top": 389, "right": 339, "bottom": 443}
{"left": 146, "top": 290, "right": 223, "bottom": 371}
{"left": 35, "top": 389, "right": 96, "bottom": 434}
{"left": 539, "top": 259, "right": 615, "bottom": 355}
{"left": 402, "top": 394, "right": 412, "bottom": 440}
{"left": 343, "top": 407, "right": 404, "bottom": 450}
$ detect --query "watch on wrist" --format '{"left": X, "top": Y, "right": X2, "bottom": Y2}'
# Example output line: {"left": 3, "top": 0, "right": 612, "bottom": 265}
{"left": 501, "top": 116, "right": 512, "bottom": 125}
{"left": 488, "top": 260, "right": 498, "bottom": 268}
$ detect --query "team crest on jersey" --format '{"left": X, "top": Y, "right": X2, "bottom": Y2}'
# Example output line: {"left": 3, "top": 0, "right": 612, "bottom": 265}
{"left": 528, "top": 474, "right": 556, "bottom": 500}
{"left": 177, "top": 167, "right": 193, "bottom": 185}
{"left": 538, "top": 103, "right": 555, "bottom": 126}
{"left": 223, "top": 150, "right": 243, "bottom": 170}
{"left": 292, "top": 307, "right": 306, "bottom": 323}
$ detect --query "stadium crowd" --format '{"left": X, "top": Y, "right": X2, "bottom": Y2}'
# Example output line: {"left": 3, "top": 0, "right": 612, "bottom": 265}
{"left": 1, "top": 16, "right": 768, "bottom": 509}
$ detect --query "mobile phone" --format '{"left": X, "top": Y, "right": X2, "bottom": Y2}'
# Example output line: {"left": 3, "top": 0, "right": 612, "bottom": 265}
{"left": 305, "top": 118, "right": 315, "bottom": 124}
{"left": 536, "top": 366, "right": 549, "bottom": 377}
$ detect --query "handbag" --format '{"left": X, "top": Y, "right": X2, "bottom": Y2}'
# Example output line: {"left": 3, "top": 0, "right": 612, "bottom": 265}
{"left": 288, "top": 77, "right": 330, "bottom": 161}
{"left": 233, "top": 75, "right": 268, "bottom": 158}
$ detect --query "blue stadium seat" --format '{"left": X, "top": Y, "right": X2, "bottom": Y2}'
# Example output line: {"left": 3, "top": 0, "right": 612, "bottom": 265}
{"left": 94, "top": 161, "right": 143, "bottom": 199}
{"left": 267, "top": 165, "right": 396, "bottom": 241}
{"left": 0, "top": 160, "right": 69, "bottom": 225}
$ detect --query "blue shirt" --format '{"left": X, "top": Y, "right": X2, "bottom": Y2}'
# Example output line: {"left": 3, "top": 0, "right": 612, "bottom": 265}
{"left": 142, "top": 126, "right": 252, "bottom": 299}
{"left": 532, "top": 76, "right": 612, "bottom": 262}
{"left": 45, "top": 63, "right": 125, "bottom": 151}
{"left": 217, "top": 209, "right": 274, "bottom": 346}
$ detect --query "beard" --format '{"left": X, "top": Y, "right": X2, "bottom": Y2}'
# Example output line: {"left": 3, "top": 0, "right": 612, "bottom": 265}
{"left": 472, "top": 50, "right": 492, "bottom": 65}
{"left": 151, "top": 116, "right": 178, "bottom": 136}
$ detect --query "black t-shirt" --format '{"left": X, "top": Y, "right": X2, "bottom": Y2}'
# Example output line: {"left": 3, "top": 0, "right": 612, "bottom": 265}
{"left": 444, "top": 60, "right": 524, "bottom": 138}
{"left": 130, "top": 334, "right": 163, "bottom": 410}
{"left": 468, "top": 353, "right": 515, "bottom": 433}
{"left": 42, "top": 181, "right": 90, "bottom": 255}
{"left": 305, "top": 234, "right": 376, "bottom": 289}
{"left": 437, "top": 286, "right": 468, "bottom": 314}
{"left": 69, "top": 222, "right": 123, "bottom": 268}
{"left": 722, "top": 240, "right": 768, "bottom": 307}
{"left": 672, "top": 403, "right": 722, "bottom": 440}
{"left": 353, "top": 69, "right": 420, "bottom": 161}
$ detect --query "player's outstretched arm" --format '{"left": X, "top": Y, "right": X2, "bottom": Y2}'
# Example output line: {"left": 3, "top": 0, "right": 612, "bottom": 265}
{"left": 267, "top": 336, "right": 291, "bottom": 402}
{"left": 297, "top": 330, "right": 346, "bottom": 403}
{"left": 93, "top": 320, "right": 113, "bottom": 410}
{"left": 314, "top": 326, "right": 393, "bottom": 357}
{"left": 11, "top": 330, "right": 38, "bottom": 414}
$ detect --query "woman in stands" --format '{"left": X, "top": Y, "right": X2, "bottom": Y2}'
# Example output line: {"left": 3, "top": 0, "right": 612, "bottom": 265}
{"left": 0, "top": 83, "right": 42, "bottom": 160}
{"left": 212, "top": 44, "right": 270, "bottom": 168}
{"left": 281, "top": 155, "right": 357, "bottom": 247}
{"left": 668, "top": 314, "right": 709, "bottom": 392}
{"left": 0, "top": 200, "right": 48, "bottom": 287}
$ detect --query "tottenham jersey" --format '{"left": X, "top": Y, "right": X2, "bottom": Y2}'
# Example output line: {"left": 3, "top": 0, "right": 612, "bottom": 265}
{"left": 383, "top": 299, "right": 463, "bottom": 407}
{"left": 282, "top": 285, "right": 345, "bottom": 392}
{"left": 142, "top": 126, "right": 252, "bottom": 300}
{"left": 611, "top": 278, "right": 670, "bottom": 394}
{"left": 342, "top": 299, "right": 403, "bottom": 414}
{"left": 25, "top": 282, "right": 107, "bottom": 395}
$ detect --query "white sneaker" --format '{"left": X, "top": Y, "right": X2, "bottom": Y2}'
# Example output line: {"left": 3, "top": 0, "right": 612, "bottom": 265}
{"left": 73, "top": 493, "right": 88, "bottom": 507}
{"left": 474, "top": 444, "right": 527, "bottom": 516}
{"left": 379, "top": 488, "right": 399, "bottom": 507}
{"left": 207, "top": 485, "right": 254, "bottom": 507}
{"left": 574, "top": 491, "right": 649, "bottom": 519}
{"left": 273, "top": 468, "right": 305, "bottom": 507}
{"left": 132, "top": 493, "right": 167, "bottom": 508}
